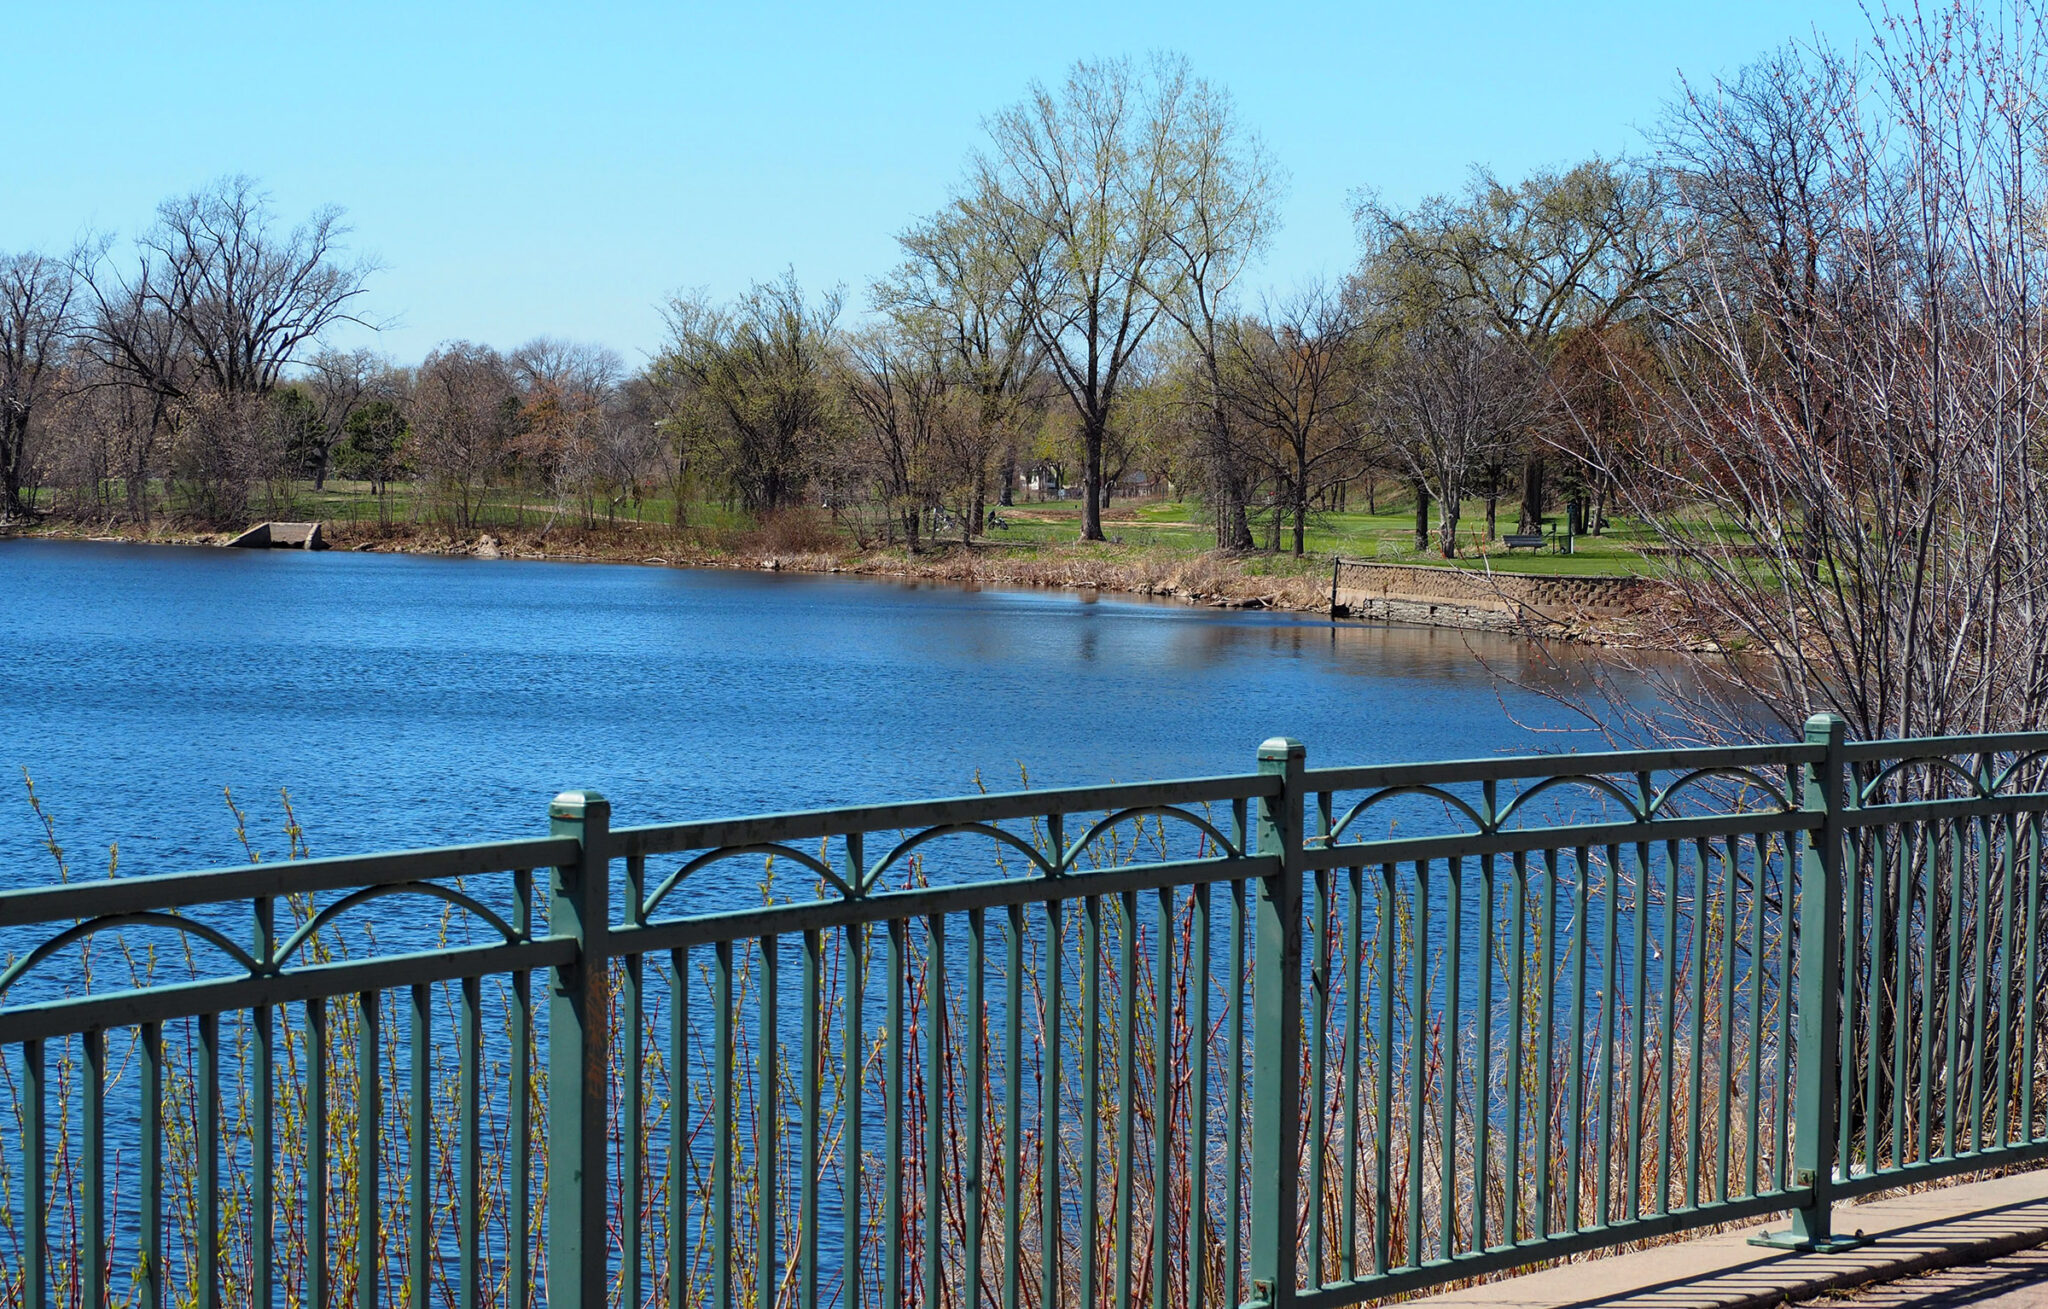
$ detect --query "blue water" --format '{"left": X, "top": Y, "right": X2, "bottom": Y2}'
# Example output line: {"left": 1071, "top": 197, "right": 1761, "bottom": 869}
{"left": 0, "top": 540, "right": 1641, "bottom": 880}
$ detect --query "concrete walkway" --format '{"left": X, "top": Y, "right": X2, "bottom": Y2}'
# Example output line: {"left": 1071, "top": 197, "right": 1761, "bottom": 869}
{"left": 1399, "top": 1169, "right": 2048, "bottom": 1309}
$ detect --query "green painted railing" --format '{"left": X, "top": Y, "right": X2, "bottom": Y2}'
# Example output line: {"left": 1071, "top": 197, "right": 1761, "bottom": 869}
{"left": 2, "top": 717, "right": 2046, "bottom": 1309}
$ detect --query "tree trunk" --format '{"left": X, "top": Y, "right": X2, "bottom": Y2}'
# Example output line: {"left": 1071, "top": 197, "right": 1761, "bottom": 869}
{"left": 1518, "top": 453, "right": 1546, "bottom": 533}
{"left": 1440, "top": 506, "right": 1461, "bottom": 558}
{"left": 1081, "top": 423, "right": 1105, "bottom": 540}
{"left": 998, "top": 447, "right": 1015, "bottom": 507}
{"left": 1413, "top": 481, "right": 1431, "bottom": 551}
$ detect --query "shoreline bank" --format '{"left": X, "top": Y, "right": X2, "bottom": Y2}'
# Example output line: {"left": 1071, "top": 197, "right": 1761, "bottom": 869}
{"left": 3, "top": 518, "right": 1678, "bottom": 647}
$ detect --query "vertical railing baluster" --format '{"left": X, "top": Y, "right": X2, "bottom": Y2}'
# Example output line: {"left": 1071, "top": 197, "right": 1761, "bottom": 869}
{"left": 671, "top": 948, "right": 693, "bottom": 1309}
{"left": 1685, "top": 840, "right": 1706, "bottom": 1211}
{"left": 965, "top": 909, "right": 986, "bottom": 1309}
{"left": 1003, "top": 903, "right": 1024, "bottom": 1309}
{"left": 1626, "top": 838, "right": 1649, "bottom": 1223}
{"left": 358, "top": 994, "right": 380, "bottom": 1309}
{"left": 511, "top": 868, "right": 533, "bottom": 1309}
{"left": 1372, "top": 863, "right": 1393, "bottom": 1275}
{"left": 307, "top": 1000, "right": 327, "bottom": 1309}
{"left": 883, "top": 919, "right": 905, "bottom": 1309}
{"left": 624, "top": 855, "right": 647, "bottom": 1309}
{"left": 1505, "top": 850, "right": 1526, "bottom": 1245}
{"left": 1971, "top": 806, "right": 1992, "bottom": 1155}
{"left": 1918, "top": 827, "right": 1937, "bottom": 1165}
{"left": 842, "top": 832, "right": 864, "bottom": 1309}
{"left": 255, "top": 896, "right": 275, "bottom": 1309}
{"left": 2025, "top": 816, "right": 2042, "bottom": 1145}
{"left": 459, "top": 975, "right": 480, "bottom": 1309}
{"left": 1043, "top": 899, "right": 1065, "bottom": 1309}
{"left": 23, "top": 1038, "right": 45, "bottom": 1309}
{"left": 1996, "top": 814, "right": 2017, "bottom": 1149}
{"left": 1890, "top": 823, "right": 1911, "bottom": 1168}
{"left": 802, "top": 928, "right": 822, "bottom": 1309}
{"left": 1945, "top": 820, "right": 1963, "bottom": 1161}
{"left": 713, "top": 938, "right": 735, "bottom": 1309}
{"left": 760, "top": 933, "right": 779, "bottom": 1309}
{"left": 1851, "top": 819, "right": 1867, "bottom": 1179}
{"left": 1596, "top": 844, "right": 1618, "bottom": 1229}
{"left": 1775, "top": 828, "right": 1796, "bottom": 1192}
{"left": 199, "top": 1011, "right": 221, "bottom": 1309}
{"left": 1149, "top": 887, "right": 1172, "bottom": 1309}
{"left": 1081, "top": 894, "right": 1102, "bottom": 1308}
{"left": 409, "top": 983, "right": 430, "bottom": 1309}
{"left": 923, "top": 916, "right": 944, "bottom": 1309}
{"left": 1406, "top": 861, "right": 1427, "bottom": 1267}
{"left": 1656, "top": 838, "right": 1679, "bottom": 1216}
{"left": 1863, "top": 823, "right": 1886, "bottom": 1171}
{"left": 1306, "top": 868, "right": 1329, "bottom": 1284}
{"left": 1189, "top": 882, "right": 1212, "bottom": 1309}
{"left": 1745, "top": 836, "right": 1765, "bottom": 1195}
{"left": 85, "top": 1028, "right": 106, "bottom": 1309}
{"left": 1473, "top": 850, "right": 1493, "bottom": 1253}
{"left": 142, "top": 1019, "right": 163, "bottom": 1309}
{"left": 1535, "top": 850, "right": 1557, "bottom": 1239}
{"left": 1340, "top": 865, "right": 1363, "bottom": 1281}
{"left": 1224, "top": 881, "right": 1244, "bottom": 1309}
{"left": 1715, "top": 839, "right": 1736, "bottom": 1204}
{"left": 1116, "top": 890, "right": 1137, "bottom": 1309}
{"left": 1567, "top": 849, "right": 1589, "bottom": 1234}
{"left": 1440, "top": 854, "right": 1461, "bottom": 1261}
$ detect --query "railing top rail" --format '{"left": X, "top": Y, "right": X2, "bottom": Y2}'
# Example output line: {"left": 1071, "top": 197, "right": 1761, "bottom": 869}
{"left": 1303, "top": 740, "right": 1818, "bottom": 792}
{"left": 0, "top": 835, "right": 575, "bottom": 929}
{"left": 611, "top": 772, "right": 1276, "bottom": 857}
{"left": 1841, "top": 729, "right": 2048, "bottom": 763}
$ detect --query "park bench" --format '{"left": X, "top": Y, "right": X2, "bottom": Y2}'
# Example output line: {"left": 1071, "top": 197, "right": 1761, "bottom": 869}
{"left": 1503, "top": 533, "right": 1547, "bottom": 551}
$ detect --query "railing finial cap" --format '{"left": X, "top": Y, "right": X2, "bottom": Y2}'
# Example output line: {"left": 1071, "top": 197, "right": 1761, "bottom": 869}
{"left": 549, "top": 790, "right": 609, "bottom": 820}
{"left": 1803, "top": 713, "right": 1846, "bottom": 744}
{"left": 1258, "top": 736, "right": 1305, "bottom": 762}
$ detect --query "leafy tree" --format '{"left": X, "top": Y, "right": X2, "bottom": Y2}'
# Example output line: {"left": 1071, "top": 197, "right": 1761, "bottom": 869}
{"left": 335, "top": 398, "right": 409, "bottom": 495}
{"left": 967, "top": 55, "right": 1260, "bottom": 541}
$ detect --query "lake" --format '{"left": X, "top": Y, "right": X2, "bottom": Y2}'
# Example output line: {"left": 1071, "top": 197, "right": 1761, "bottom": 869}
{"left": 0, "top": 540, "right": 1652, "bottom": 880}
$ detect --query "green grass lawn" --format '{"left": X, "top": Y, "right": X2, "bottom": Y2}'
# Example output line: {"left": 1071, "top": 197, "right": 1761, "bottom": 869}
{"left": 993, "top": 497, "right": 1664, "bottom": 576}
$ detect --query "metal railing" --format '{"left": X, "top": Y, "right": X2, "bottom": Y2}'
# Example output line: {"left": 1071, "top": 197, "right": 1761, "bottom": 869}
{"left": 1, "top": 716, "right": 2045, "bottom": 1309}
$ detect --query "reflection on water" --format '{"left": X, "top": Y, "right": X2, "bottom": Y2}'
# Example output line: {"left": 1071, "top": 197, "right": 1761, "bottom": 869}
{"left": 0, "top": 540, "right": 1670, "bottom": 877}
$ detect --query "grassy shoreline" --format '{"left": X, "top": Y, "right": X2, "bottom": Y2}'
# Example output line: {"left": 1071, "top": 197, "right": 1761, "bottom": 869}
{"left": 4, "top": 511, "right": 1678, "bottom": 645}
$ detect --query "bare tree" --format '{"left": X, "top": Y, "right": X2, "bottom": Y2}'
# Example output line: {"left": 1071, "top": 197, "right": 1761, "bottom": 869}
{"left": 1380, "top": 313, "right": 1540, "bottom": 558}
{"left": 0, "top": 252, "right": 76, "bottom": 519}
{"left": 840, "top": 326, "right": 952, "bottom": 548}
{"left": 73, "top": 176, "right": 378, "bottom": 522}
{"left": 878, "top": 204, "right": 1042, "bottom": 534}
{"left": 1221, "top": 281, "right": 1366, "bottom": 555}
{"left": 410, "top": 342, "right": 517, "bottom": 529}
{"left": 1597, "top": 12, "right": 2048, "bottom": 742}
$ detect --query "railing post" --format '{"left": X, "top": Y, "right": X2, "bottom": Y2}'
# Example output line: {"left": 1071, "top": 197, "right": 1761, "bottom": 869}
{"left": 1753, "top": 714, "right": 1865, "bottom": 1252}
{"left": 1249, "top": 737, "right": 1305, "bottom": 1308}
{"left": 548, "top": 790, "right": 613, "bottom": 1308}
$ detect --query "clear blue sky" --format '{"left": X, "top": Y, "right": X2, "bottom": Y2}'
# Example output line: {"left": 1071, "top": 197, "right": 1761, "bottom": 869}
{"left": 3, "top": 0, "right": 1870, "bottom": 366}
